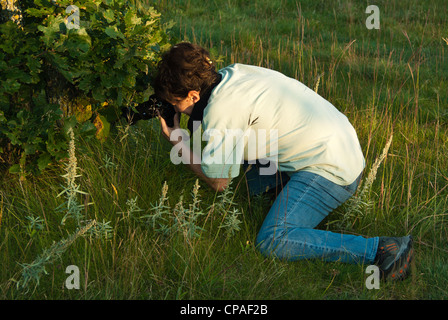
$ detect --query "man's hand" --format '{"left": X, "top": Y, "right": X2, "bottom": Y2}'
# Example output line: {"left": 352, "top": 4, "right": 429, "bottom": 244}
{"left": 157, "top": 110, "right": 229, "bottom": 192}
{"left": 158, "top": 111, "right": 182, "bottom": 144}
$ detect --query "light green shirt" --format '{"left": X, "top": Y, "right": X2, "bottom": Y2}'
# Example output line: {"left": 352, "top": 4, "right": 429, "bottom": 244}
{"left": 200, "top": 63, "right": 365, "bottom": 186}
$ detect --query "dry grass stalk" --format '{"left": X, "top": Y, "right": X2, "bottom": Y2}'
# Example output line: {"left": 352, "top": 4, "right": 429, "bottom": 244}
{"left": 359, "top": 133, "right": 394, "bottom": 199}
{"left": 336, "top": 133, "right": 394, "bottom": 229}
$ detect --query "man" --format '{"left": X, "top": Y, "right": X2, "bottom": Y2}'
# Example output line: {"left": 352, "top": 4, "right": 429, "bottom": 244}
{"left": 154, "top": 42, "right": 413, "bottom": 281}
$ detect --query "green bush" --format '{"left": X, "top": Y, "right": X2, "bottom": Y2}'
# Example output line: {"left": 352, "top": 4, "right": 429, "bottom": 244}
{"left": 0, "top": 0, "right": 171, "bottom": 178}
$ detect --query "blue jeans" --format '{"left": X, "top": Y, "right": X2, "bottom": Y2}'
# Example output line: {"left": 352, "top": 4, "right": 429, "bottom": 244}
{"left": 245, "top": 163, "right": 378, "bottom": 264}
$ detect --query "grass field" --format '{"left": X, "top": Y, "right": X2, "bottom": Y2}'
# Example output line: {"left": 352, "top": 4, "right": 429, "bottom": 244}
{"left": 1, "top": 0, "right": 447, "bottom": 300}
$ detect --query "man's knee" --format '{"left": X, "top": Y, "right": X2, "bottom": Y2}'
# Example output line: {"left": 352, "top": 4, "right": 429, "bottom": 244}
{"left": 255, "top": 227, "right": 286, "bottom": 257}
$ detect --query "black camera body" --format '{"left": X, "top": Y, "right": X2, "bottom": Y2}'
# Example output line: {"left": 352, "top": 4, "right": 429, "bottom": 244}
{"left": 122, "top": 94, "right": 176, "bottom": 127}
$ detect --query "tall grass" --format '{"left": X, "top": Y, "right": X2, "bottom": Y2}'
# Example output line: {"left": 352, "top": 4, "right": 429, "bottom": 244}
{"left": 0, "top": 0, "right": 447, "bottom": 299}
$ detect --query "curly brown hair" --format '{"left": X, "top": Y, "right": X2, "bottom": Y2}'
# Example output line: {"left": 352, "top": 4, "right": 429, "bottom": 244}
{"left": 152, "top": 42, "right": 219, "bottom": 103}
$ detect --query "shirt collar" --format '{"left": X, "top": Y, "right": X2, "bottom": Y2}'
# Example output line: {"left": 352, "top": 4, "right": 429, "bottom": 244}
{"left": 187, "top": 74, "right": 222, "bottom": 133}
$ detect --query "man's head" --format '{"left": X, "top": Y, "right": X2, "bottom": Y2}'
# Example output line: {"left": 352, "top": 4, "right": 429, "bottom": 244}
{"left": 153, "top": 42, "right": 219, "bottom": 115}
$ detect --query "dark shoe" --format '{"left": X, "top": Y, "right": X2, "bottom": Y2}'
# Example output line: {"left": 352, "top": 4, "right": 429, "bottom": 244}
{"left": 374, "top": 235, "right": 413, "bottom": 281}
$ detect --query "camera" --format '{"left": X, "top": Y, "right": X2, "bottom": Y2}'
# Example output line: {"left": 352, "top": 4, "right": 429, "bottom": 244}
{"left": 122, "top": 94, "right": 176, "bottom": 127}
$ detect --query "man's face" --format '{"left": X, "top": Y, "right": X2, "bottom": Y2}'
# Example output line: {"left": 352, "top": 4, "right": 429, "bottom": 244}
{"left": 168, "top": 90, "right": 200, "bottom": 116}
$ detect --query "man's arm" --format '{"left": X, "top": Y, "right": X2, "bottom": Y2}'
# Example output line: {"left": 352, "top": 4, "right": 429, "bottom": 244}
{"left": 159, "top": 114, "right": 229, "bottom": 192}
